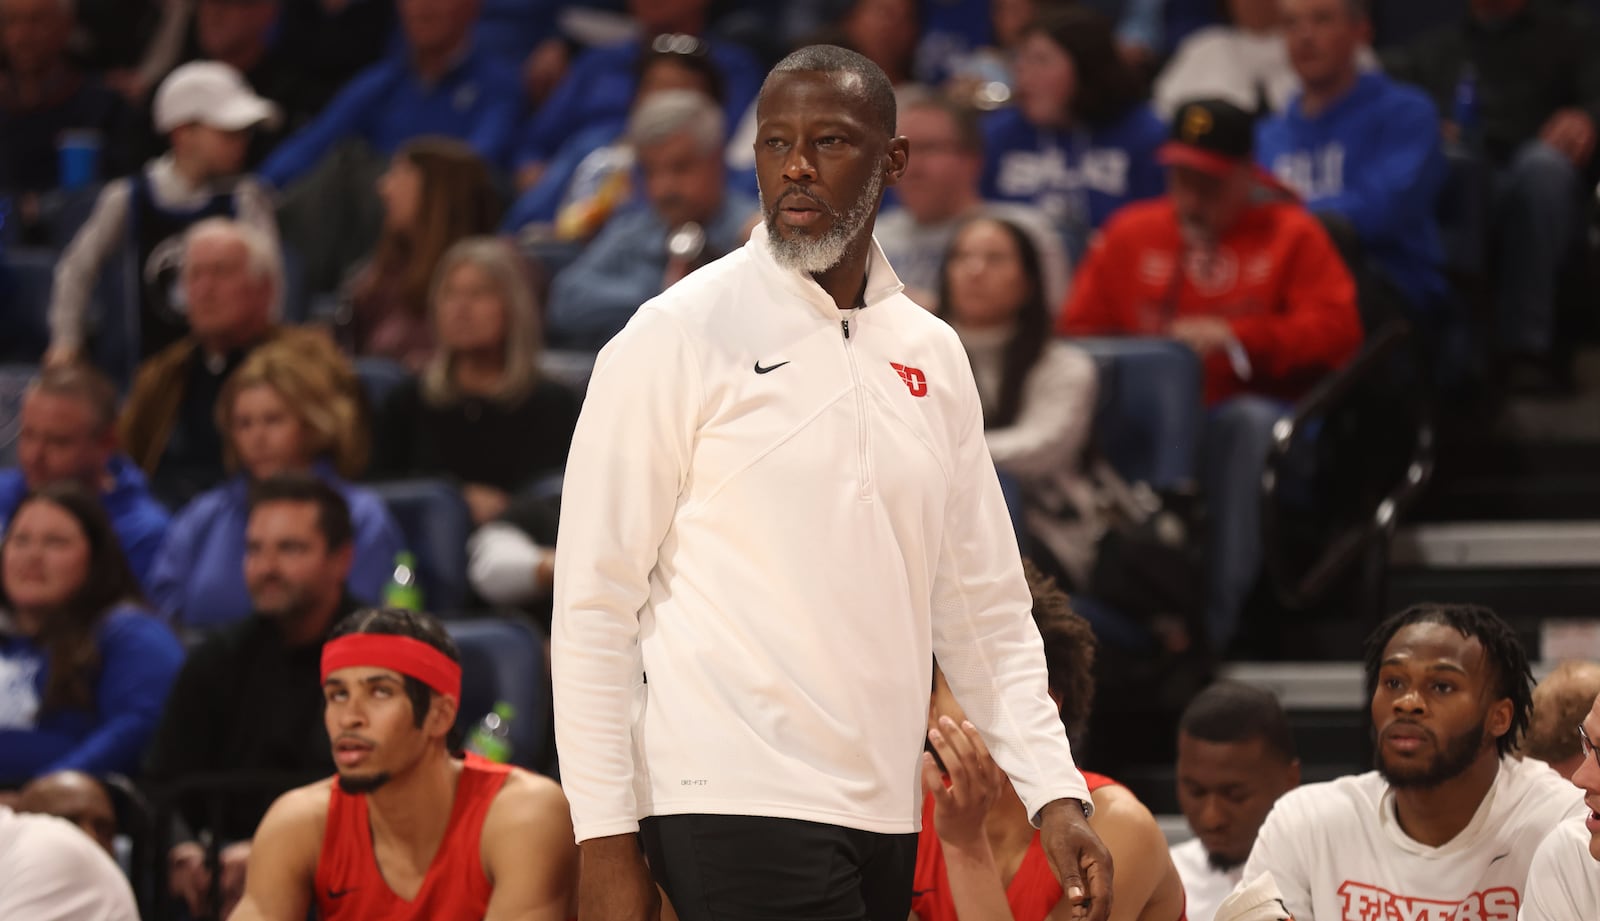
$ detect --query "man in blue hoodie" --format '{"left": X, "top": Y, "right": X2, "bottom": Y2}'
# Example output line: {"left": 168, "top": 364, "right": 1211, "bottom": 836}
{"left": 1256, "top": 0, "right": 1447, "bottom": 320}
{"left": 0, "top": 364, "right": 169, "bottom": 589}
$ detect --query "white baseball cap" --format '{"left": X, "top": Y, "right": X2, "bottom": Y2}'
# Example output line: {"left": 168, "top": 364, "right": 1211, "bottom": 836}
{"left": 153, "top": 61, "right": 283, "bottom": 134}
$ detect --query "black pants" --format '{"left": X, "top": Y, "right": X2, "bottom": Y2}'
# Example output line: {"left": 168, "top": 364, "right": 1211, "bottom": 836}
{"left": 639, "top": 814, "right": 918, "bottom": 921}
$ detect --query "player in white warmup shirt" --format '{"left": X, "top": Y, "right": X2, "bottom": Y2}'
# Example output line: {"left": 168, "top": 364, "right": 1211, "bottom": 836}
{"left": 1171, "top": 682, "right": 1301, "bottom": 921}
{"left": 1520, "top": 688, "right": 1600, "bottom": 920}
{"left": 1240, "top": 603, "right": 1584, "bottom": 921}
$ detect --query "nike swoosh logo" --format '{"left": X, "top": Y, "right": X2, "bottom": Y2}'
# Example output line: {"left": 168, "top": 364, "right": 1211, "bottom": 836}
{"left": 753, "top": 360, "right": 790, "bottom": 374}
{"left": 327, "top": 889, "right": 354, "bottom": 899}
{"left": 1488, "top": 852, "right": 1509, "bottom": 865}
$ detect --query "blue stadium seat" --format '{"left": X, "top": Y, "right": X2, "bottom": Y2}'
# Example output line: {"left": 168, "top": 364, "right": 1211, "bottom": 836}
{"left": 1072, "top": 337, "right": 1204, "bottom": 490}
{"left": 367, "top": 478, "right": 473, "bottom": 613}
{"left": 279, "top": 243, "right": 310, "bottom": 324}
{"left": 1, "top": 248, "right": 57, "bottom": 363}
{"left": 36, "top": 184, "right": 103, "bottom": 250}
{"left": 353, "top": 356, "right": 412, "bottom": 411}
{"left": 0, "top": 363, "right": 37, "bottom": 468}
{"left": 1438, "top": 145, "right": 1491, "bottom": 281}
{"left": 444, "top": 617, "right": 551, "bottom": 771}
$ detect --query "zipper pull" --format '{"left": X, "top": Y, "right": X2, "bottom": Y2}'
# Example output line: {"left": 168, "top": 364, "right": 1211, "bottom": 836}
{"left": 841, "top": 318, "right": 851, "bottom": 340}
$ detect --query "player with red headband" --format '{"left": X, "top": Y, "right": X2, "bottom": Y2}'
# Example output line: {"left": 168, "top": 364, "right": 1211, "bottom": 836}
{"left": 228, "top": 607, "right": 578, "bottom": 921}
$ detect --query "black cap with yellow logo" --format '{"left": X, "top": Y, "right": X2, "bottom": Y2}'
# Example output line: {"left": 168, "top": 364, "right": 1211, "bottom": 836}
{"left": 1158, "top": 98, "right": 1256, "bottom": 176}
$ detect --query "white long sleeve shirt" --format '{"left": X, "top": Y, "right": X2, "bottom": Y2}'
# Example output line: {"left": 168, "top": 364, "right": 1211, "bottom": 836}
{"left": 1172, "top": 838, "right": 1244, "bottom": 921}
{"left": 1522, "top": 817, "right": 1600, "bottom": 921}
{"left": 552, "top": 224, "right": 1091, "bottom": 843}
{"left": 1152, "top": 27, "right": 1380, "bottom": 121}
{"left": 1240, "top": 756, "right": 1585, "bottom": 921}
{"left": 0, "top": 807, "right": 138, "bottom": 921}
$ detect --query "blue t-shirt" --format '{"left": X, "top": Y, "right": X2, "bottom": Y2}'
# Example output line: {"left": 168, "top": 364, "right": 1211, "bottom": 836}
{"left": 0, "top": 604, "right": 184, "bottom": 782}
{"left": 981, "top": 104, "right": 1167, "bottom": 262}
{"left": 1256, "top": 72, "right": 1448, "bottom": 308}
{"left": 260, "top": 45, "right": 524, "bottom": 188}
{"left": 915, "top": 0, "right": 994, "bottom": 84}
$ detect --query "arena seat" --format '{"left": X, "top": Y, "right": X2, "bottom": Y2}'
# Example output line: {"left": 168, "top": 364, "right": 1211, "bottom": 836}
{"left": 368, "top": 478, "right": 473, "bottom": 614}
{"left": 0, "top": 362, "right": 37, "bottom": 468}
{"left": 444, "top": 617, "right": 551, "bottom": 772}
{"left": 1, "top": 248, "right": 57, "bottom": 363}
{"left": 353, "top": 356, "right": 412, "bottom": 411}
{"left": 1073, "top": 337, "right": 1205, "bottom": 490}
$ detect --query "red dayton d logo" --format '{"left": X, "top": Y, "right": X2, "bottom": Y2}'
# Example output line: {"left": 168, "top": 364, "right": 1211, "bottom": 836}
{"left": 890, "top": 362, "right": 928, "bottom": 398}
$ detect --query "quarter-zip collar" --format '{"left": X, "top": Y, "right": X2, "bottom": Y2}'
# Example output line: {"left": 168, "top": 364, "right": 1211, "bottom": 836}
{"left": 744, "top": 223, "right": 907, "bottom": 327}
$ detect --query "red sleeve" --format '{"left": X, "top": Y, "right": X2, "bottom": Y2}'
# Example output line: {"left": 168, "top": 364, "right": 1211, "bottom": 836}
{"left": 911, "top": 793, "right": 950, "bottom": 921}
{"left": 1057, "top": 230, "right": 1129, "bottom": 337}
{"left": 1226, "top": 212, "right": 1363, "bottom": 382}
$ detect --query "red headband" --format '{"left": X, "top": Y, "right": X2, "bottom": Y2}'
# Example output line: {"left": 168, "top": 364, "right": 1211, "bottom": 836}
{"left": 321, "top": 634, "right": 462, "bottom": 703}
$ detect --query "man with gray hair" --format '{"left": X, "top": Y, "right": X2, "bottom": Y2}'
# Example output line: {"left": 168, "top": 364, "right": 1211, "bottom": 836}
{"left": 119, "top": 216, "right": 307, "bottom": 504}
{"left": 545, "top": 88, "right": 755, "bottom": 349}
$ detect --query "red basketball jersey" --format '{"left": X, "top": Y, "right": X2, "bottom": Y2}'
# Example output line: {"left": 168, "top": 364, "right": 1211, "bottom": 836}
{"left": 314, "top": 753, "right": 511, "bottom": 921}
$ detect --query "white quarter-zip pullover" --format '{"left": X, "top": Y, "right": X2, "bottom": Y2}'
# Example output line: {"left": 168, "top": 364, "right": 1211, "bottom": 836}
{"left": 553, "top": 224, "right": 1090, "bottom": 843}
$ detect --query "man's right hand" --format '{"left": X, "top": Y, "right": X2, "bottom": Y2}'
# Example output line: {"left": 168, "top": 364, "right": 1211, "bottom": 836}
{"left": 578, "top": 834, "right": 659, "bottom": 921}
{"left": 169, "top": 841, "right": 213, "bottom": 917}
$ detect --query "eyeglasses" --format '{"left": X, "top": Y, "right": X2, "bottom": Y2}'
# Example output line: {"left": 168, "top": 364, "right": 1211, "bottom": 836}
{"left": 650, "top": 33, "right": 709, "bottom": 58}
{"left": 1578, "top": 723, "right": 1600, "bottom": 773}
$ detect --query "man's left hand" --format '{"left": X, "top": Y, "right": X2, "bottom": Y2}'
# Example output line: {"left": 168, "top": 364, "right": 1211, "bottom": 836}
{"left": 1038, "top": 798, "right": 1113, "bottom": 921}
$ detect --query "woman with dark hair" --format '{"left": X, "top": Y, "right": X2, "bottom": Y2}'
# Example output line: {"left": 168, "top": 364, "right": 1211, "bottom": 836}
{"left": 981, "top": 6, "right": 1167, "bottom": 261}
{"left": 338, "top": 136, "right": 503, "bottom": 371}
{"left": 937, "top": 216, "right": 1100, "bottom": 588}
{"left": 0, "top": 482, "right": 184, "bottom": 782}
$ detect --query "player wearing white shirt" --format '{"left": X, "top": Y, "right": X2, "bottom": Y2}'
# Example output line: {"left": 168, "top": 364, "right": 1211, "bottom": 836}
{"left": 1242, "top": 603, "right": 1585, "bottom": 921}
{"left": 1173, "top": 682, "right": 1301, "bottom": 921}
{"left": 1521, "top": 689, "right": 1600, "bottom": 921}
{"left": 0, "top": 806, "right": 138, "bottom": 921}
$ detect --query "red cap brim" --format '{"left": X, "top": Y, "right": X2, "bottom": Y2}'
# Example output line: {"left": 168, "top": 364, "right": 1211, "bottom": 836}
{"left": 1157, "top": 142, "right": 1244, "bottom": 177}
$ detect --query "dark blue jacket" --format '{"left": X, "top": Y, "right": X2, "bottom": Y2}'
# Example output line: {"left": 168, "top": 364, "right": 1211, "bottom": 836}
{"left": 0, "top": 604, "right": 184, "bottom": 782}
{"left": 1257, "top": 72, "right": 1448, "bottom": 308}
{"left": 514, "top": 38, "right": 764, "bottom": 169}
{"left": 0, "top": 456, "right": 171, "bottom": 592}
